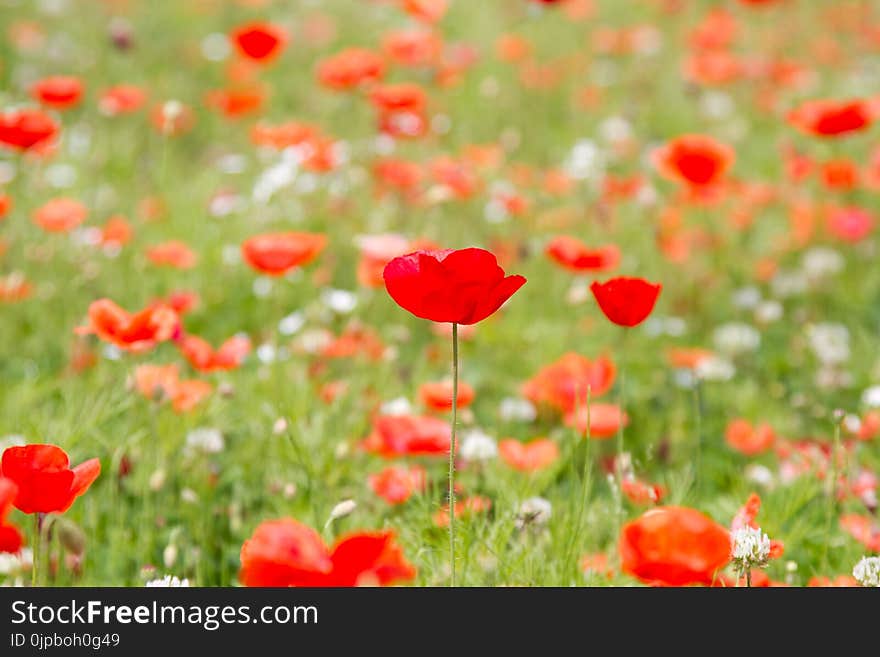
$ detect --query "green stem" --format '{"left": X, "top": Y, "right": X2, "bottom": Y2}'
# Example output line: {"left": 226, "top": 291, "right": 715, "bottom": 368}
{"left": 692, "top": 380, "right": 703, "bottom": 498}
{"left": 746, "top": 569, "right": 752, "bottom": 588}
{"left": 449, "top": 322, "right": 459, "bottom": 587}
{"left": 614, "top": 331, "right": 628, "bottom": 562}
{"left": 821, "top": 421, "right": 841, "bottom": 572}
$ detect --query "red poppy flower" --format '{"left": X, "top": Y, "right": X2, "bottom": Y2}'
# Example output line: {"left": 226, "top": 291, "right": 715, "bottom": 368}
{"left": 133, "top": 364, "right": 180, "bottom": 401}
{"left": 76, "top": 298, "right": 179, "bottom": 353}
{"left": 1, "top": 444, "right": 100, "bottom": 515}
{"left": 564, "top": 403, "right": 629, "bottom": 439}
{"left": 808, "top": 575, "right": 859, "bottom": 587}
{"left": 826, "top": 206, "right": 873, "bottom": 243}
{"left": 433, "top": 495, "right": 491, "bottom": 528}
{"left": 725, "top": 419, "right": 775, "bottom": 456}
{"left": 382, "top": 29, "right": 442, "bottom": 67}
{"left": 240, "top": 518, "right": 415, "bottom": 587}
{"left": 383, "top": 248, "right": 526, "bottom": 325}
{"left": 30, "top": 76, "right": 84, "bottom": 110}
{"left": 402, "top": 0, "right": 449, "bottom": 24}
{"left": 498, "top": 438, "right": 559, "bottom": 472}
{"left": 146, "top": 241, "right": 198, "bottom": 269}
{"left": 545, "top": 236, "right": 620, "bottom": 273}
{"left": 522, "top": 353, "right": 616, "bottom": 413}
{"left": 178, "top": 334, "right": 251, "bottom": 372}
{"left": 241, "top": 232, "right": 327, "bottom": 276}
{"left": 0, "top": 477, "right": 23, "bottom": 553}
{"left": 239, "top": 518, "right": 333, "bottom": 587}
{"left": 361, "top": 414, "right": 451, "bottom": 458}
{"left": 369, "top": 465, "right": 427, "bottom": 504}
{"left": 320, "top": 326, "right": 386, "bottom": 361}
{"left": 590, "top": 276, "right": 662, "bottom": 328}
{"left": 99, "top": 215, "right": 133, "bottom": 247}
{"left": 170, "top": 380, "right": 213, "bottom": 413}
{"left": 419, "top": 380, "right": 475, "bottom": 412}
{"left": 99, "top": 85, "right": 146, "bottom": 116}
{"left": 620, "top": 507, "right": 732, "bottom": 586}
{"left": 653, "top": 134, "right": 735, "bottom": 188}
{"left": 788, "top": 98, "right": 874, "bottom": 138}
{"left": 0, "top": 107, "right": 59, "bottom": 151}
{"left": 840, "top": 514, "right": 880, "bottom": 552}
{"left": 621, "top": 477, "right": 665, "bottom": 505}
{"left": 323, "top": 531, "right": 417, "bottom": 586}
{"left": 317, "top": 48, "right": 386, "bottom": 91}
{"left": 230, "top": 21, "right": 287, "bottom": 63}
{"left": 355, "top": 233, "right": 419, "bottom": 288}
{"left": 205, "top": 86, "right": 266, "bottom": 118}
{"left": 0, "top": 193, "right": 11, "bottom": 220}
{"left": 32, "top": 197, "right": 87, "bottom": 233}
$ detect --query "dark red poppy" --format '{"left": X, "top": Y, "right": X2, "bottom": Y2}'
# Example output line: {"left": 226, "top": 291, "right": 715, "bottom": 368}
{"left": 0, "top": 107, "right": 59, "bottom": 151}
{"left": 620, "top": 507, "right": 731, "bottom": 586}
{"left": 545, "top": 236, "right": 620, "bottom": 273}
{"left": 30, "top": 76, "right": 84, "bottom": 110}
{"left": 590, "top": 277, "right": 662, "bottom": 328}
{"left": 76, "top": 299, "right": 179, "bottom": 353}
{"left": 241, "top": 232, "right": 327, "bottom": 276}
{"left": 1, "top": 444, "right": 100, "bottom": 515}
{"left": 239, "top": 518, "right": 415, "bottom": 587}
{"left": 230, "top": 22, "right": 287, "bottom": 63}
{"left": 653, "top": 134, "right": 735, "bottom": 188}
{"left": 788, "top": 98, "right": 874, "bottom": 138}
{"left": 0, "top": 477, "right": 23, "bottom": 553}
{"left": 383, "top": 248, "right": 526, "bottom": 325}
{"left": 361, "top": 414, "right": 451, "bottom": 458}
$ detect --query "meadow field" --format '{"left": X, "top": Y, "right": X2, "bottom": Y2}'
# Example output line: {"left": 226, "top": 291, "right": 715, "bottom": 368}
{"left": 1, "top": 0, "right": 879, "bottom": 587}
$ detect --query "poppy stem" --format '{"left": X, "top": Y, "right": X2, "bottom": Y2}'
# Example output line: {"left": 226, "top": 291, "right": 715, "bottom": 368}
{"left": 614, "top": 330, "right": 628, "bottom": 566}
{"left": 821, "top": 419, "right": 841, "bottom": 572}
{"left": 449, "top": 322, "right": 459, "bottom": 587}
{"left": 746, "top": 569, "right": 752, "bottom": 588}
{"left": 692, "top": 379, "right": 703, "bottom": 498}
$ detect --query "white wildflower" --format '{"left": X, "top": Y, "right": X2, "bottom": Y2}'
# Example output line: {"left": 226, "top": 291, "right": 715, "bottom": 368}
{"left": 731, "top": 526, "right": 771, "bottom": 573}
{"left": 499, "top": 397, "right": 537, "bottom": 422}
{"left": 806, "top": 323, "right": 850, "bottom": 365}
{"left": 185, "top": 427, "right": 224, "bottom": 456}
{"left": 515, "top": 497, "right": 552, "bottom": 530}
{"left": 146, "top": 575, "right": 191, "bottom": 587}
{"left": 862, "top": 385, "right": 880, "bottom": 408}
{"left": 713, "top": 322, "right": 761, "bottom": 356}
{"left": 459, "top": 429, "right": 498, "bottom": 462}
{"left": 326, "top": 499, "right": 357, "bottom": 527}
{"left": 380, "top": 397, "right": 412, "bottom": 416}
{"left": 852, "top": 556, "right": 880, "bottom": 587}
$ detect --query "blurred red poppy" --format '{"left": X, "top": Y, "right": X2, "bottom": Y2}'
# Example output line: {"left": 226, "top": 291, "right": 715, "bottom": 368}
{"left": 620, "top": 507, "right": 731, "bottom": 586}
{"left": 230, "top": 21, "right": 287, "bottom": 63}
{"left": 241, "top": 232, "right": 327, "bottom": 276}
{"left": 826, "top": 206, "right": 873, "bottom": 243}
{"left": 32, "top": 198, "right": 87, "bottom": 233}
{"left": 369, "top": 465, "right": 427, "bottom": 504}
{"left": 317, "top": 48, "right": 385, "bottom": 91}
{"left": 419, "top": 380, "right": 474, "bottom": 412}
{"left": 434, "top": 495, "right": 491, "bottom": 528}
{"left": 361, "top": 414, "right": 451, "bottom": 458}
{"left": 788, "top": 98, "right": 874, "bottom": 138}
{"left": 146, "top": 241, "right": 198, "bottom": 269}
{"left": 1, "top": 444, "right": 100, "bottom": 515}
{"left": 76, "top": 299, "right": 179, "bottom": 352}
{"left": 0, "top": 193, "right": 11, "bottom": 220}
{"left": 402, "top": 0, "right": 448, "bottom": 24}
{"left": 564, "top": 403, "right": 629, "bottom": 439}
{"left": 590, "top": 277, "right": 662, "bottom": 328}
{"left": 725, "top": 419, "right": 775, "bottom": 456}
{"left": 0, "top": 478, "right": 23, "bottom": 553}
{"left": 383, "top": 248, "right": 526, "bottom": 325}
{"left": 498, "top": 438, "right": 559, "bottom": 472}
{"left": 240, "top": 518, "right": 415, "bottom": 587}
{"left": 0, "top": 107, "right": 59, "bottom": 151}
{"left": 99, "top": 85, "right": 146, "bottom": 116}
{"left": 522, "top": 353, "right": 616, "bottom": 414}
{"left": 653, "top": 134, "right": 734, "bottom": 188}
{"left": 178, "top": 334, "right": 251, "bottom": 372}
{"left": 30, "top": 76, "right": 84, "bottom": 109}
{"left": 545, "top": 236, "right": 620, "bottom": 273}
